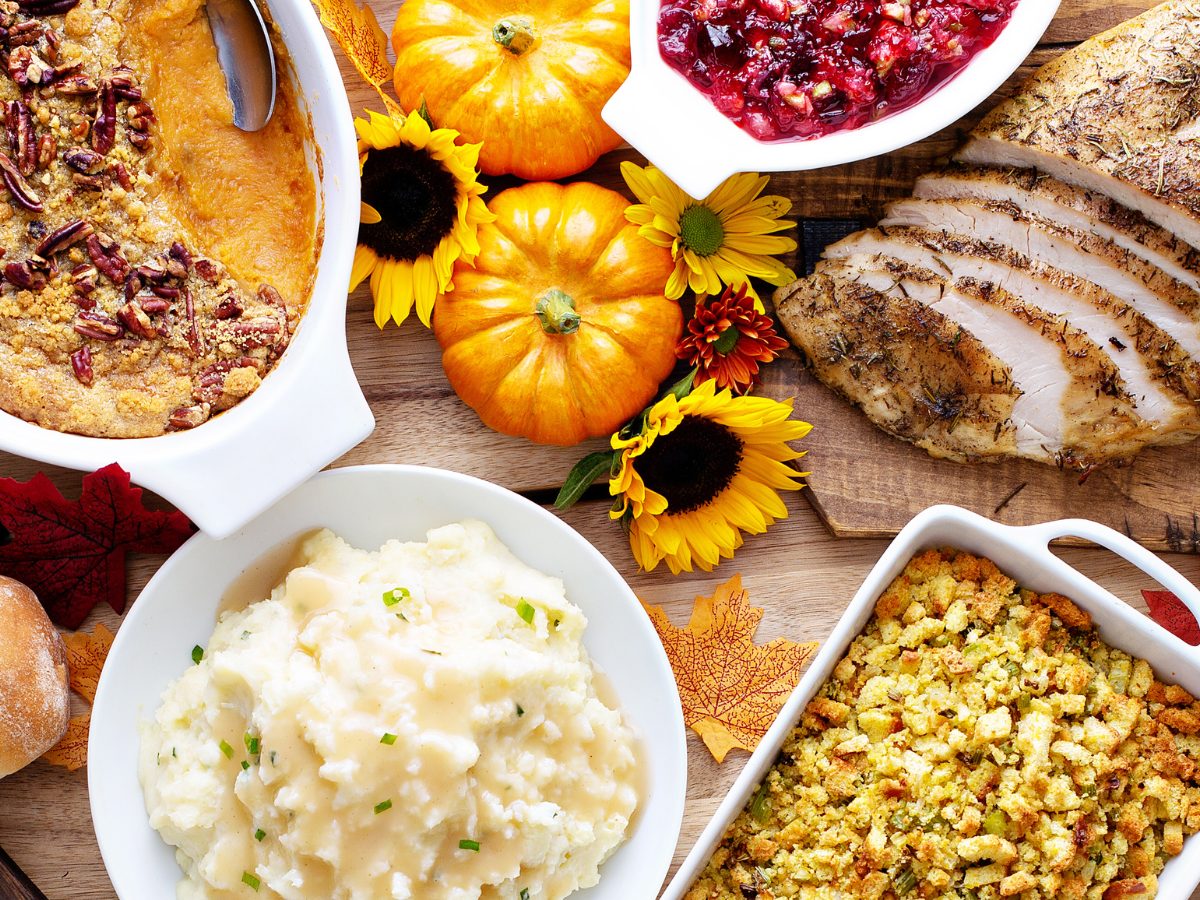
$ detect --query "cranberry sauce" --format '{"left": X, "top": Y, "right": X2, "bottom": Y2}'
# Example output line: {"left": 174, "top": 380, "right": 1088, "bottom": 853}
{"left": 658, "top": 0, "right": 1018, "bottom": 142}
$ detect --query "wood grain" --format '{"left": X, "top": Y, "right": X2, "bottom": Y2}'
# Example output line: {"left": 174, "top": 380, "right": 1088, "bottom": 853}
{"left": 2, "top": 1, "right": 1198, "bottom": 898}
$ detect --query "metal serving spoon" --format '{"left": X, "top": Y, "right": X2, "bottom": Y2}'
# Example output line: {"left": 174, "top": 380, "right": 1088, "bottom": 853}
{"left": 206, "top": 0, "right": 276, "bottom": 131}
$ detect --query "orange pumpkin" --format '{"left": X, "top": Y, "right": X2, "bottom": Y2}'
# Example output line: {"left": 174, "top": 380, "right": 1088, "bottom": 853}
{"left": 391, "top": 0, "right": 630, "bottom": 180}
{"left": 434, "top": 182, "right": 682, "bottom": 446}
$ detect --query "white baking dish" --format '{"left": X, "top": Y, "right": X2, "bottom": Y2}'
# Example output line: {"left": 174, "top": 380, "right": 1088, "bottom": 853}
{"left": 0, "top": 0, "right": 372, "bottom": 539}
{"left": 664, "top": 504, "right": 1200, "bottom": 900}
{"left": 604, "top": 0, "right": 1060, "bottom": 200}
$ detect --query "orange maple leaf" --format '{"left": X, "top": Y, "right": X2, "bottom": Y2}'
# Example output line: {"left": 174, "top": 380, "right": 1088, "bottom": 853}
{"left": 310, "top": 0, "right": 403, "bottom": 117}
{"left": 41, "top": 622, "right": 113, "bottom": 771}
{"left": 642, "top": 576, "right": 818, "bottom": 763}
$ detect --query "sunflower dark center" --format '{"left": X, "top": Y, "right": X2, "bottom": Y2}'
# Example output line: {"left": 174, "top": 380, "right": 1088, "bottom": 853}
{"left": 359, "top": 144, "right": 458, "bottom": 261}
{"left": 637, "top": 414, "right": 743, "bottom": 514}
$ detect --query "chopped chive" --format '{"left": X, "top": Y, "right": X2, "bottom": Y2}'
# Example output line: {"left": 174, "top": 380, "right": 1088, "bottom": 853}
{"left": 269, "top": 751, "right": 277, "bottom": 765}
{"left": 241, "top": 760, "right": 250, "bottom": 771}
{"left": 254, "top": 828, "right": 266, "bottom": 842}
{"left": 515, "top": 703, "right": 524, "bottom": 718}
{"left": 241, "top": 871, "right": 261, "bottom": 891}
{"left": 515, "top": 599, "right": 536, "bottom": 624}
{"left": 380, "top": 732, "right": 397, "bottom": 745}
{"left": 172, "top": 747, "right": 177, "bottom": 758}
{"left": 244, "top": 733, "right": 260, "bottom": 755}
{"left": 191, "top": 645, "right": 204, "bottom": 665}
{"left": 374, "top": 799, "right": 392, "bottom": 814}
{"left": 382, "top": 587, "right": 411, "bottom": 607}
{"left": 520, "top": 891, "right": 530, "bottom": 900}
{"left": 749, "top": 781, "right": 771, "bottom": 824}
{"left": 459, "top": 839, "right": 480, "bottom": 852}
{"left": 241, "top": 630, "right": 251, "bottom": 640}
{"left": 219, "top": 739, "right": 234, "bottom": 759}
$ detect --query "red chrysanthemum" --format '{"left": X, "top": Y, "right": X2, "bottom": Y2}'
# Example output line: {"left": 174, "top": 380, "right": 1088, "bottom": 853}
{"left": 677, "top": 283, "right": 789, "bottom": 394}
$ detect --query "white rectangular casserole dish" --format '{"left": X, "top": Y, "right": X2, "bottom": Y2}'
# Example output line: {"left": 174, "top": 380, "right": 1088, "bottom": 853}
{"left": 663, "top": 504, "right": 1200, "bottom": 900}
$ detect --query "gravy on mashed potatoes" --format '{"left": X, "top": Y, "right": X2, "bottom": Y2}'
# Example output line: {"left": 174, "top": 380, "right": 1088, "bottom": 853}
{"left": 139, "top": 522, "right": 641, "bottom": 899}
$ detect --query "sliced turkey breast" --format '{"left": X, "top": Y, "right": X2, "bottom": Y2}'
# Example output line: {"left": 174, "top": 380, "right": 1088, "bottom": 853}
{"left": 879, "top": 198, "right": 1200, "bottom": 362}
{"left": 774, "top": 270, "right": 1021, "bottom": 463}
{"left": 823, "top": 227, "right": 1200, "bottom": 437}
{"left": 818, "top": 259, "right": 1158, "bottom": 467}
{"left": 912, "top": 166, "right": 1200, "bottom": 292}
{"left": 958, "top": 0, "right": 1200, "bottom": 249}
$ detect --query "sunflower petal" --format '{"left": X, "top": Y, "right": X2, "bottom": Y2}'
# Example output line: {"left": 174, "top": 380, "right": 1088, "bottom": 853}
{"left": 350, "top": 244, "right": 378, "bottom": 292}
{"left": 360, "top": 201, "right": 382, "bottom": 225}
{"left": 412, "top": 255, "right": 439, "bottom": 327}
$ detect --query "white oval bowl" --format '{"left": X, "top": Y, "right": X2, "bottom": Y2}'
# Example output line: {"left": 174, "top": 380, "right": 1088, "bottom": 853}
{"left": 0, "top": 0, "right": 373, "bottom": 540}
{"left": 605, "top": 0, "right": 1061, "bottom": 199}
{"left": 89, "top": 464, "right": 688, "bottom": 900}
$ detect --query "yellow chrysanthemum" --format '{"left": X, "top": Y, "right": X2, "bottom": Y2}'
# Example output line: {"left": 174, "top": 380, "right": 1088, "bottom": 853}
{"left": 351, "top": 110, "right": 495, "bottom": 328}
{"left": 609, "top": 379, "right": 811, "bottom": 574}
{"left": 621, "top": 162, "right": 798, "bottom": 303}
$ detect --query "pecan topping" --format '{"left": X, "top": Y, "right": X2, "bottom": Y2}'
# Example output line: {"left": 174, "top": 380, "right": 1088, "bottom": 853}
{"left": 168, "top": 241, "right": 192, "bottom": 272}
{"left": 35, "top": 218, "right": 92, "bottom": 257}
{"left": 230, "top": 317, "right": 281, "bottom": 350}
{"left": 0, "top": 152, "right": 42, "bottom": 211}
{"left": 194, "top": 357, "right": 259, "bottom": 406}
{"left": 137, "top": 296, "right": 169, "bottom": 314}
{"left": 3, "top": 258, "right": 44, "bottom": 290}
{"left": 193, "top": 257, "right": 219, "bottom": 284}
{"left": 168, "top": 402, "right": 211, "bottom": 430}
{"left": 35, "top": 133, "right": 54, "bottom": 170}
{"left": 69, "top": 262, "right": 96, "bottom": 302}
{"left": 62, "top": 147, "right": 100, "bottom": 172}
{"left": 91, "top": 79, "right": 116, "bottom": 154}
{"left": 135, "top": 262, "right": 167, "bottom": 283}
{"left": 71, "top": 171, "right": 106, "bottom": 191}
{"left": 6, "top": 21, "right": 42, "bottom": 47}
{"left": 109, "top": 65, "right": 141, "bottom": 101}
{"left": 55, "top": 73, "right": 97, "bottom": 95}
{"left": 85, "top": 231, "right": 129, "bottom": 281}
{"left": 213, "top": 293, "right": 243, "bottom": 320}
{"left": 109, "top": 160, "right": 131, "bottom": 190}
{"left": 5, "top": 100, "right": 35, "bottom": 176}
{"left": 116, "top": 299, "right": 156, "bottom": 339}
{"left": 7, "top": 46, "right": 52, "bottom": 87}
{"left": 127, "top": 129, "right": 150, "bottom": 152}
{"left": 183, "top": 287, "right": 202, "bottom": 356}
{"left": 73, "top": 310, "right": 123, "bottom": 341}
{"left": 149, "top": 283, "right": 180, "bottom": 299}
{"left": 70, "top": 346, "right": 92, "bottom": 385}
{"left": 126, "top": 101, "right": 153, "bottom": 134}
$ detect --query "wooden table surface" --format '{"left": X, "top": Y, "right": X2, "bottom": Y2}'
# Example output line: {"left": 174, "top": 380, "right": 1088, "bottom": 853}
{"left": 4, "top": 0, "right": 1200, "bottom": 897}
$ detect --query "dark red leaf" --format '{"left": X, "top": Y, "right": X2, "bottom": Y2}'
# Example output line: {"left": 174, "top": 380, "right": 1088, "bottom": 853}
{"left": 1143, "top": 590, "right": 1200, "bottom": 646}
{"left": 0, "top": 463, "right": 194, "bottom": 628}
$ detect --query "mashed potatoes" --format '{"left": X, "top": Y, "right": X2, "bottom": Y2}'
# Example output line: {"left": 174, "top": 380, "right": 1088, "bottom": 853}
{"left": 139, "top": 522, "right": 641, "bottom": 899}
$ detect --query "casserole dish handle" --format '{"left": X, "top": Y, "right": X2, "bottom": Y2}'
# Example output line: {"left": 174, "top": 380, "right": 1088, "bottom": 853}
{"left": 1016, "top": 518, "right": 1200, "bottom": 648}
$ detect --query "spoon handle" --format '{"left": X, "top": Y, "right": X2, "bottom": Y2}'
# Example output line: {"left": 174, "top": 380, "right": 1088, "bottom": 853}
{"left": 0, "top": 845, "right": 47, "bottom": 900}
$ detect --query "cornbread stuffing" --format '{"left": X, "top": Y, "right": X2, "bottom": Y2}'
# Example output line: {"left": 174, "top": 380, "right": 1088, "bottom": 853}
{"left": 688, "top": 549, "right": 1200, "bottom": 900}
{"left": 0, "top": 0, "right": 316, "bottom": 437}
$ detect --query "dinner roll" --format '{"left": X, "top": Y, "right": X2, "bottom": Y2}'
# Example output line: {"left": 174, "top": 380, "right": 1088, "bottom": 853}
{"left": 0, "top": 576, "right": 69, "bottom": 778}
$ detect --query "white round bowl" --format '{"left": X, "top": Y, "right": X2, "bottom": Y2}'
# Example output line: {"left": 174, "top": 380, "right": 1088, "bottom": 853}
{"left": 604, "top": 0, "right": 1061, "bottom": 199}
{"left": 0, "top": 0, "right": 373, "bottom": 540}
{"left": 89, "top": 465, "right": 688, "bottom": 900}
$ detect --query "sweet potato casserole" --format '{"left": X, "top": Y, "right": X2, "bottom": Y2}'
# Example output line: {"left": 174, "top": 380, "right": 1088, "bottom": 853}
{"left": 688, "top": 549, "right": 1200, "bottom": 899}
{"left": 0, "top": 0, "right": 316, "bottom": 437}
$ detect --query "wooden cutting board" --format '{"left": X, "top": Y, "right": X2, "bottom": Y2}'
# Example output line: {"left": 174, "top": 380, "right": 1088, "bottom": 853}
{"left": 758, "top": 349, "right": 1200, "bottom": 552}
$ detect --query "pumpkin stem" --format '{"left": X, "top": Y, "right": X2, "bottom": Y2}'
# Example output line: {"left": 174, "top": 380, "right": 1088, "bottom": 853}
{"left": 493, "top": 17, "right": 538, "bottom": 56}
{"left": 535, "top": 288, "right": 581, "bottom": 335}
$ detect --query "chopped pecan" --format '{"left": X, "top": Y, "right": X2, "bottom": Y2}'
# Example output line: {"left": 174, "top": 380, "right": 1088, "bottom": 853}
{"left": 213, "top": 293, "right": 243, "bottom": 320}
{"left": 0, "top": 152, "right": 42, "bottom": 211}
{"left": 69, "top": 262, "right": 95, "bottom": 300}
{"left": 193, "top": 357, "right": 258, "bottom": 405}
{"left": 63, "top": 150, "right": 100, "bottom": 174}
{"left": 35, "top": 217, "right": 92, "bottom": 257}
{"left": 42, "top": 27, "right": 59, "bottom": 62}
{"left": 193, "top": 257, "right": 219, "bottom": 283}
{"left": 135, "top": 262, "right": 167, "bottom": 283}
{"left": 125, "top": 100, "right": 153, "bottom": 133}
{"left": 71, "top": 171, "right": 106, "bottom": 191}
{"left": 5, "top": 100, "right": 34, "bottom": 176}
{"left": 3, "top": 258, "right": 43, "bottom": 290}
{"left": 183, "top": 287, "right": 202, "bottom": 356}
{"left": 123, "top": 270, "right": 140, "bottom": 301}
{"left": 108, "top": 160, "right": 131, "bottom": 190}
{"left": 116, "top": 299, "right": 155, "bottom": 339}
{"left": 109, "top": 65, "right": 141, "bottom": 100}
{"left": 168, "top": 241, "right": 192, "bottom": 271}
{"left": 73, "top": 310, "right": 122, "bottom": 341}
{"left": 17, "top": 0, "right": 81, "bottom": 14}
{"left": 51, "top": 60, "right": 82, "bottom": 81}
{"left": 55, "top": 73, "right": 97, "bottom": 95}
{"left": 230, "top": 317, "right": 281, "bottom": 350}
{"left": 67, "top": 114, "right": 88, "bottom": 141}
{"left": 5, "top": 46, "right": 30, "bottom": 87}
{"left": 127, "top": 129, "right": 150, "bottom": 152}
{"left": 149, "top": 283, "right": 180, "bottom": 299}
{"left": 6, "top": 21, "right": 42, "bottom": 47}
{"left": 168, "top": 402, "right": 211, "bottom": 430}
{"left": 91, "top": 79, "right": 116, "bottom": 154}
{"left": 35, "top": 133, "right": 53, "bottom": 170}
{"left": 86, "top": 231, "right": 129, "bottom": 281}
{"left": 69, "top": 345, "right": 92, "bottom": 385}
{"left": 137, "top": 295, "right": 169, "bottom": 314}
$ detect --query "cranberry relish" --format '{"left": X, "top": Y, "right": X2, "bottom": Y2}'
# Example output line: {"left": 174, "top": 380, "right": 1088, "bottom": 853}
{"left": 658, "top": 0, "right": 1018, "bottom": 141}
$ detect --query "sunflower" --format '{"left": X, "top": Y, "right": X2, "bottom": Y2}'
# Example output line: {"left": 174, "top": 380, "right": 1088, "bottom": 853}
{"left": 621, "top": 162, "right": 798, "bottom": 302}
{"left": 351, "top": 110, "right": 495, "bottom": 328}
{"left": 678, "top": 283, "right": 790, "bottom": 395}
{"left": 609, "top": 379, "right": 811, "bottom": 574}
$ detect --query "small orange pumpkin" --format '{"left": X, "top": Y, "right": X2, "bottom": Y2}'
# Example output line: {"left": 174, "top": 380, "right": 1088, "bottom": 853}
{"left": 391, "top": 0, "right": 630, "bottom": 180}
{"left": 434, "top": 182, "right": 682, "bottom": 446}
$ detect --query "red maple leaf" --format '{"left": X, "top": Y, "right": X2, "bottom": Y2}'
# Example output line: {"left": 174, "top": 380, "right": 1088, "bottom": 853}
{"left": 0, "top": 464, "right": 194, "bottom": 628}
{"left": 1143, "top": 590, "right": 1200, "bottom": 646}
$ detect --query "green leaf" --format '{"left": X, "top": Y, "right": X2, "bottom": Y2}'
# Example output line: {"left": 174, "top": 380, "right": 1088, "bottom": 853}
{"left": 713, "top": 325, "right": 739, "bottom": 355}
{"left": 554, "top": 451, "right": 616, "bottom": 510}
{"left": 669, "top": 368, "right": 698, "bottom": 401}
